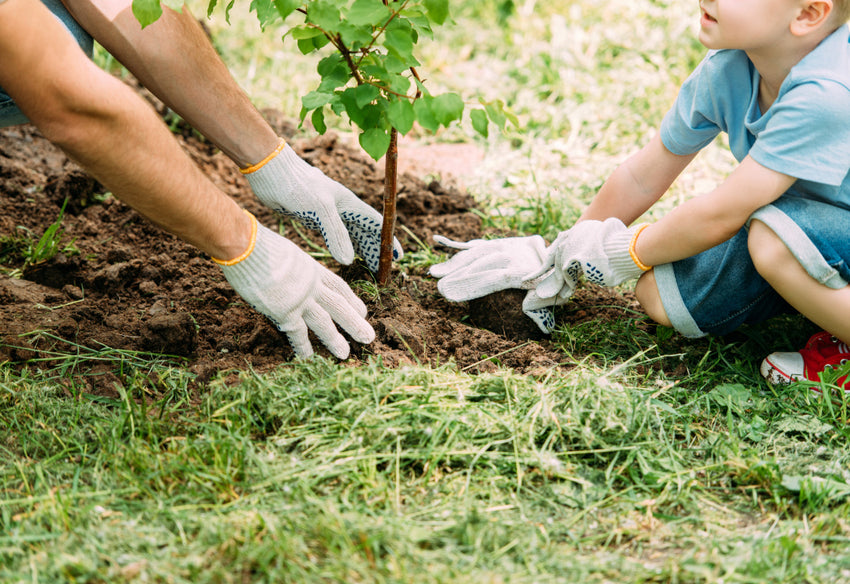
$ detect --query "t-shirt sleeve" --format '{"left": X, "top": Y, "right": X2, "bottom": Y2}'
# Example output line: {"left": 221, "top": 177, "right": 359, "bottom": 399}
{"left": 660, "top": 54, "right": 724, "bottom": 156}
{"left": 748, "top": 80, "right": 850, "bottom": 186}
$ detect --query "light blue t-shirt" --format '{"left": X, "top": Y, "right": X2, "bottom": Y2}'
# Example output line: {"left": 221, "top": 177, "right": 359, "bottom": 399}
{"left": 660, "top": 24, "right": 850, "bottom": 209}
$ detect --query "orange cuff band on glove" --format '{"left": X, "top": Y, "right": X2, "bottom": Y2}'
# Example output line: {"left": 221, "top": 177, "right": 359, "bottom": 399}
{"left": 629, "top": 223, "right": 652, "bottom": 272}
{"left": 211, "top": 210, "right": 258, "bottom": 266}
{"left": 240, "top": 139, "right": 287, "bottom": 175}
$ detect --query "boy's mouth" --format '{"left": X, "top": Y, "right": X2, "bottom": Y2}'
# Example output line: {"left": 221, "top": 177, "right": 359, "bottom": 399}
{"left": 702, "top": 10, "right": 717, "bottom": 23}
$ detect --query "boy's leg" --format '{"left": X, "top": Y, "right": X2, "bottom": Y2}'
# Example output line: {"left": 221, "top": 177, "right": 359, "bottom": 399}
{"left": 749, "top": 218, "right": 850, "bottom": 389}
{"left": 748, "top": 219, "right": 850, "bottom": 343}
{"left": 634, "top": 269, "right": 673, "bottom": 327}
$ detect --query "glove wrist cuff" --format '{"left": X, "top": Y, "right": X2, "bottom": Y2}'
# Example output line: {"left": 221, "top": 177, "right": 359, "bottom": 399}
{"left": 211, "top": 210, "right": 258, "bottom": 266}
{"left": 240, "top": 139, "right": 287, "bottom": 175}
{"left": 604, "top": 223, "right": 650, "bottom": 282}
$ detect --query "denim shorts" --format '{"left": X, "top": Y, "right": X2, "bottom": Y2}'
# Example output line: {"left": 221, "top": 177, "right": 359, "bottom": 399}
{"left": 0, "top": 0, "right": 94, "bottom": 127}
{"left": 655, "top": 195, "right": 850, "bottom": 337}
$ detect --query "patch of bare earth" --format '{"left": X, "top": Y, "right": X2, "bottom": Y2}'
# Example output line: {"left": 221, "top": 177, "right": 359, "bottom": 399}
{"left": 0, "top": 77, "right": 642, "bottom": 396}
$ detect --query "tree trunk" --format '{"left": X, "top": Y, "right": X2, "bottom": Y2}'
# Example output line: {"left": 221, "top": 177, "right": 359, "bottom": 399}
{"left": 377, "top": 128, "right": 398, "bottom": 286}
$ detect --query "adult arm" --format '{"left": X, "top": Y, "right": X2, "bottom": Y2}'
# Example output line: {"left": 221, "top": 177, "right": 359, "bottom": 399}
{"left": 60, "top": 0, "right": 279, "bottom": 167}
{"left": 0, "top": 0, "right": 374, "bottom": 358}
{"left": 61, "top": 0, "right": 403, "bottom": 271}
{"left": 0, "top": 0, "right": 251, "bottom": 260}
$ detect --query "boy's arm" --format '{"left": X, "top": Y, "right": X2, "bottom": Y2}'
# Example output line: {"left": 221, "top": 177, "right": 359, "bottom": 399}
{"left": 580, "top": 134, "right": 697, "bottom": 225}
{"left": 635, "top": 155, "right": 795, "bottom": 266}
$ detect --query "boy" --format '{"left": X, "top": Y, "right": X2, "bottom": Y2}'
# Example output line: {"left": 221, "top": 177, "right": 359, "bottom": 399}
{"left": 433, "top": 0, "right": 850, "bottom": 389}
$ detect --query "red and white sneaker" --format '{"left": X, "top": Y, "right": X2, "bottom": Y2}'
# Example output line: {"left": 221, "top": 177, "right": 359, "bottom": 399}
{"left": 760, "top": 331, "right": 850, "bottom": 393}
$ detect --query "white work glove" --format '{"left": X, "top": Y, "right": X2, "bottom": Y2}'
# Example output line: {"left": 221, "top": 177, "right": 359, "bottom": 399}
{"left": 428, "top": 234, "right": 568, "bottom": 334}
{"left": 243, "top": 140, "right": 404, "bottom": 273}
{"left": 525, "top": 218, "right": 651, "bottom": 299}
{"left": 214, "top": 212, "right": 376, "bottom": 359}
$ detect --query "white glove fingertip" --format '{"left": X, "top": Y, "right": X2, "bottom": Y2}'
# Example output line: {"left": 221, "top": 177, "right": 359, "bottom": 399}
{"left": 282, "top": 324, "right": 315, "bottom": 359}
{"left": 304, "top": 309, "right": 352, "bottom": 360}
{"left": 432, "top": 234, "right": 470, "bottom": 250}
{"left": 524, "top": 307, "right": 556, "bottom": 334}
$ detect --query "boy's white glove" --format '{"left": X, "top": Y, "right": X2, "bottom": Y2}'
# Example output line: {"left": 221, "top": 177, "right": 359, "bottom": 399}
{"left": 524, "top": 218, "right": 651, "bottom": 299}
{"left": 243, "top": 140, "right": 404, "bottom": 273}
{"left": 214, "top": 212, "right": 375, "bottom": 360}
{"left": 428, "top": 234, "right": 569, "bottom": 334}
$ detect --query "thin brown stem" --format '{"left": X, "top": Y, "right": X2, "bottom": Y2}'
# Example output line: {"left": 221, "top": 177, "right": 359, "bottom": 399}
{"left": 377, "top": 127, "right": 399, "bottom": 286}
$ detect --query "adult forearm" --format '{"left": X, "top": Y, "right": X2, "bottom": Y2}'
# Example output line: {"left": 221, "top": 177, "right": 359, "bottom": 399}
{"left": 46, "top": 74, "right": 252, "bottom": 260}
{"left": 0, "top": 0, "right": 251, "bottom": 261}
{"left": 61, "top": 0, "right": 279, "bottom": 167}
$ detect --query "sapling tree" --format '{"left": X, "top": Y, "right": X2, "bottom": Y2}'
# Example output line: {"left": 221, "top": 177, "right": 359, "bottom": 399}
{"left": 132, "top": 0, "right": 515, "bottom": 284}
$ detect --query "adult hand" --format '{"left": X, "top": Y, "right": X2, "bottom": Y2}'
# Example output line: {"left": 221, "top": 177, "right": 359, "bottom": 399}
{"left": 243, "top": 141, "right": 404, "bottom": 273}
{"left": 428, "top": 234, "right": 565, "bottom": 334}
{"left": 215, "top": 212, "right": 375, "bottom": 359}
{"left": 525, "top": 218, "right": 651, "bottom": 299}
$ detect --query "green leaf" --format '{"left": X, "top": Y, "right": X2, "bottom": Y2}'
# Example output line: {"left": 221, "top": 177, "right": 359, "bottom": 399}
{"left": 431, "top": 92, "right": 464, "bottom": 127}
{"left": 423, "top": 0, "right": 449, "bottom": 25}
{"left": 340, "top": 88, "right": 366, "bottom": 126}
{"left": 413, "top": 98, "right": 439, "bottom": 133}
{"left": 132, "top": 0, "right": 163, "bottom": 28}
{"left": 384, "top": 21, "right": 415, "bottom": 65}
{"left": 470, "top": 108, "right": 488, "bottom": 138}
{"left": 296, "top": 34, "right": 330, "bottom": 54}
{"left": 302, "top": 90, "right": 335, "bottom": 110}
{"left": 386, "top": 99, "right": 415, "bottom": 135}
{"left": 359, "top": 128, "right": 391, "bottom": 160}
{"left": 289, "top": 24, "right": 325, "bottom": 39}
{"left": 311, "top": 108, "right": 327, "bottom": 134}
{"left": 403, "top": 10, "right": 433, "bottom": 38}
{"left": 250, "top": 0, "right": 279, "bottom": 27}
{"left": 307, "top": 0, "right": 341, "bottom": 32}
{"left": 352, "top": 84, "right": 381, "bottom": 108}
{"left": 316, "top": 55, "right": 349, "bottom": 91}
{"left": 338, "top": 22, "right": 374, "bottom": 48}
{"left": 272, "top": 0, "right": 299, "bottom": 20}
{"left": 346, "top": 0, "right": 391, "bottom": 27}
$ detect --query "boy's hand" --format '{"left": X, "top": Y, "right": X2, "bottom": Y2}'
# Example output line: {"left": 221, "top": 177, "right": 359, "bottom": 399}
{"left": 215, "top": 214, "right": 376, "bottom": 360}
{"left": 525, "top": 218, "right": 651, "bottom": 298}
{"left": 243, "top": 141, "right": 404, "bottom": 273}
{"left": 428, "top": 234, "right": 566, "bottom": 334}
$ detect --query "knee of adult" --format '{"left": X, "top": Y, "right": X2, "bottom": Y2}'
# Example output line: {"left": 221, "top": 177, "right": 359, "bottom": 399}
{"left": 747, "top": 219, "right": 791, "bottom": 278}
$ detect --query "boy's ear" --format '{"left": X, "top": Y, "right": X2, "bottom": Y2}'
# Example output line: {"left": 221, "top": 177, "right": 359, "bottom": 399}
{"left": 790, "top": 0, "right": 833, "bottom": 36}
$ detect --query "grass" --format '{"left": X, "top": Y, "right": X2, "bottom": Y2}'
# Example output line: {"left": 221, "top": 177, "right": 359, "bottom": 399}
{"left": 3, "top": 348, "right": 850, "bottom": 582}
{"left": 4, "top": 0, "right": 850, "bottom": 582}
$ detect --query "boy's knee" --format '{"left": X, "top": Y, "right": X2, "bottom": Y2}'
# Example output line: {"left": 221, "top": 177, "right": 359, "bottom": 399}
{"left": 748, "top": 219, "right": 794, "bottom": 278}
{"left": 635, "top": 269, "right": 672, "bottom": 327}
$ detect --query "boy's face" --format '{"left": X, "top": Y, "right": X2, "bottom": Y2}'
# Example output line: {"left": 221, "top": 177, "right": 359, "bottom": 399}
{"left": 698, "top": 0, "right": 804, "bottom": 51}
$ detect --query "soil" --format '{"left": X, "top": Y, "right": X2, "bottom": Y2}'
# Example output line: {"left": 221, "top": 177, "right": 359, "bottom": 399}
{"left": 0, "top": 77, "right": 643, "bottom": 393}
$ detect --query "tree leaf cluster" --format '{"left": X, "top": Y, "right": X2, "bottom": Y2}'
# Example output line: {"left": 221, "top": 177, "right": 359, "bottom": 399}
{"left": 199, "top": 0, "right": 517, "bottom": 159}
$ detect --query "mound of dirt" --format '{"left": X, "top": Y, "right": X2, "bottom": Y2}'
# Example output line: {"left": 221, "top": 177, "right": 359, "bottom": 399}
{"left": 0, "top": 77, "right": 641, "bottom": 392}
